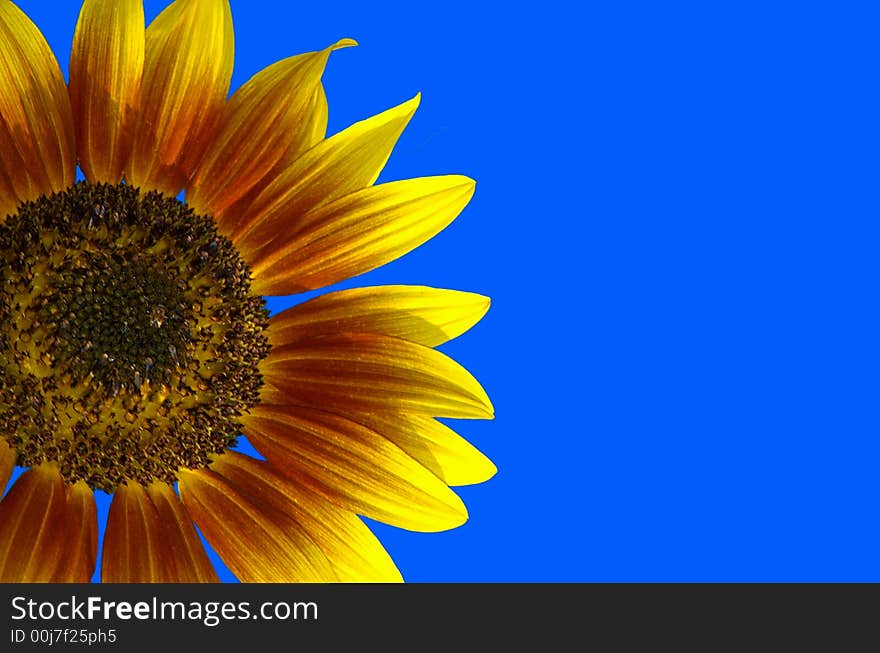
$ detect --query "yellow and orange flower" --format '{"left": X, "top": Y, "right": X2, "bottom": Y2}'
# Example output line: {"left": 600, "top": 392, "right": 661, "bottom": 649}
{"left": 0, "top": 0, "right": 493, "bottom": 582}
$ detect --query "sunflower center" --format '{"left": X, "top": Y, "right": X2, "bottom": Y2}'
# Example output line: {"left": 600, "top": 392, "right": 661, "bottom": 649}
{"left": 0, "top": 182, "right": 270, "bottom": 491}
{"left": 48, "top": 258, "right": 192, "bottom": 392}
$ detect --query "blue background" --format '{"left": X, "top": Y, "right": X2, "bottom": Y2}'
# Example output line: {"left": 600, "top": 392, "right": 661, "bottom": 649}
{"left": 8, "top": 0, "right": 879, "bottom": 581}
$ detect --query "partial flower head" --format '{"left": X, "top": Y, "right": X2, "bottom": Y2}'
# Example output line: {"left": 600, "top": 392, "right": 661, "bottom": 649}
{"left": 0, "top": 0, "right": 493, "bottom": 582}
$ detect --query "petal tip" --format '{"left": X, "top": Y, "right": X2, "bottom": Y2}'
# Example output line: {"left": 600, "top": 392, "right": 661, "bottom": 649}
{"left": 469, "top": 458, "right": 498, "bottom": 485}
{"left": 450, "top": 501, "right": 469, "bottom": 530}
{"left": 461, "top": 292, "right": 491, "bottom": 329}
{"left": 486, "top": 460, "right": 498, "bottom": 480}
{"left": 331, "top": 37, "right": 358, "bottom": 50}
{"left": 425, "top": 494, "right": 469, "bottom": 532}
{"left": 475, "top": 392, "right": 495, "bottom": 420}
{"left": 446, "top": 174, "right": 477, "bottom": 198}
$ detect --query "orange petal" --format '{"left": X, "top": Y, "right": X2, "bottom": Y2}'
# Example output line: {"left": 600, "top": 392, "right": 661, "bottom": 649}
{"left": 208, "top": 82, "right": 331, "bottom": 249}
{"left": 68, "top": 0, "right": 144, "bottom": 184}
{"left": 54, "top": 481, "right": 98, "bottom": 583}
{"left": 0, "top": 463, "right": 70, "bottom": 582}
{"left": 249, "top": 176, "right": 475, "bottom": 295}
{"left": 101, "top": 481, "right": 165, "bottom": 582}
{"left": 0, "top": 438, "right": 16, "bottom": 492}
{"left": 210, "top": 451, "right": 401, "bottom": 582}
{"left": 179, "top": 466, "right": 336, "bottom": 582}
{"left": 145, "top": 482, "right": 218, "bottom": 582}
{"left": 188, "top": 38, "right": 356, "bottom": 220}
{"left": 127, "top": 0, "right": 233, "bottom": 195}
{"left": 260, "top": 333, "right": 493, "bottom": 419}
{"left": 244, "top": 405, "right": 468, "bottom": 532}
{"left": 0, "top": 0, "right": 75, "bottom": 218}
{"left": 231, "top": 94, "right": 420, "bottom": 253}
{"left": 267, "top": 285, "right": 490, "bottom": 348}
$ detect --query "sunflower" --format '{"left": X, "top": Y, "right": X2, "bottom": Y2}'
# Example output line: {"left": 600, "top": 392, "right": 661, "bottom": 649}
{"left": 0, "top": 0, "right": 494, "bottom": 582}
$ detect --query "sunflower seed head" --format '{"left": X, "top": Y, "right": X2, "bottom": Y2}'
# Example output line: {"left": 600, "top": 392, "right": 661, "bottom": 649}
{"left": 0, "top": 182, "right": 270, "bottom": 491}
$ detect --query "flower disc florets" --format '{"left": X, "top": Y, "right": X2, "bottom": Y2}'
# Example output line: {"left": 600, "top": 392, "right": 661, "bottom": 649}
{"left": 0, "top": 182, "right": 270, "bottom": 491}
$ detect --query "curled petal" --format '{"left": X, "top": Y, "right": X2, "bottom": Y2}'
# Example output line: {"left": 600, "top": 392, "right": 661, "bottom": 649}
{"left": 189, "top": 38, "right": 356, "bottom": 220}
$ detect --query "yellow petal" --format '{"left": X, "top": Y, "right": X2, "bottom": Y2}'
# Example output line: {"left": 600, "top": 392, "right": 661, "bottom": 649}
{"left": 0, "top": 0, "right": 75, "bottom": 218}
{"left": 351, "top": 412, "right": 496, "bottom": 486}
{"left": 268, "top": 285, "right": 490, "bottom": 348}
{"left": 244, "top": 405, "right": 469, "bottom": 532}
{"left": 211, "top": 451, "right": 402, "bottom": 582}
{"left": 189, "top": 38, "right": 356, "bottom": 220}
{"left": 199, "top": 82, "right": 332, "bottom": 242}
{"left": 261, "top": 332, "right": 494, "bottom": 419}
{"left": 231, "top": 94, "right": 420, "bottom": 252}
{"left": 145, "top": 482, "right": 218, "bottom": 582}
{"left": 68, "top": 0, "right": 144, "bottom": 184}
{"left": 127, "top": 0, "right": 233, "bottom": 196}
{"left": 179, "top": 466, "right": 336, "bottom": 582}
{"left": 249, "top": 175, "right": 475, "bottom": 295}
{"left": 304, "top": 83, "right": 329, "bottom": 150}
{"left": 101, "top": 482, "right": 165, "bottom": 582}
{"left": 0, "top": 463, "right": 69, "bottom": 582}
{"left": 55, "top": 481, "right": 98, "bottom": 583}
{"left": 210, "top": 82, "right": 330, "bottom": 242}
{"left": 0, "top": 438, "right": 16, "bottom": 492}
